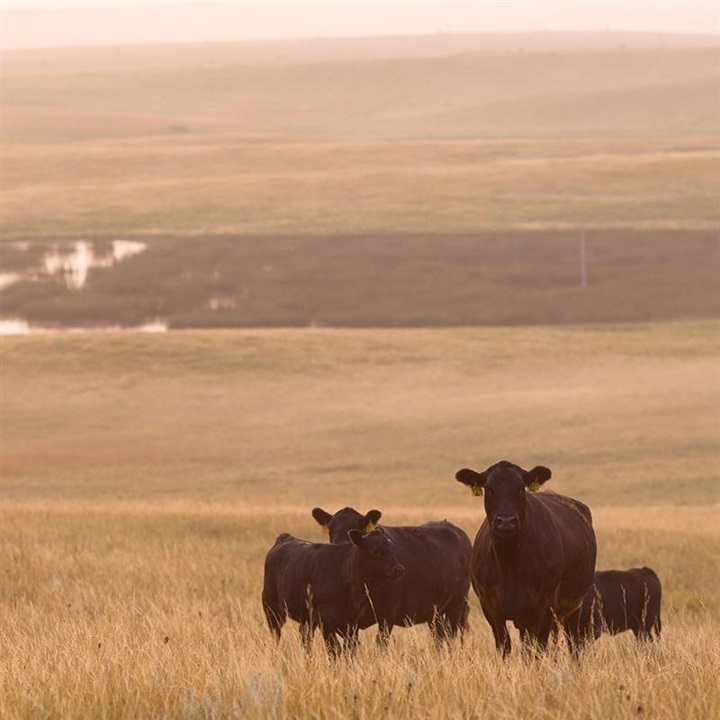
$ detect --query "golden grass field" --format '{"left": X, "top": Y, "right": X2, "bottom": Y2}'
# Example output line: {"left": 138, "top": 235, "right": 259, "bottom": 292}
{"left": 3, "top": 136, "right": 719, "bottom": 238}
{"left": 2, "top": 322, "right": 719, "bottom": 718}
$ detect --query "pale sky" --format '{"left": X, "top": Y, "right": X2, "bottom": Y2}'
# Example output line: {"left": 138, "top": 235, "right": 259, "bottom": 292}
{"left": 2, "top": 0, "right": 718, "bottom": 50}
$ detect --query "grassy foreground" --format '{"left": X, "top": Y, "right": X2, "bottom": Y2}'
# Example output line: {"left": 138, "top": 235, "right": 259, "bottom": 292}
{"left": 1, "top": 321, "right": 719, "bottom": 718}
{"left": 1, "top": 505, "right": 718, "bottom": 720}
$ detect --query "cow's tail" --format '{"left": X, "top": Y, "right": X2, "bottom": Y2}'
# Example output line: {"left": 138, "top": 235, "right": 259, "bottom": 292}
{"left": 642, "top": 566, "right": 662, "bottom": 640}
{"left": 262, "top": 585, "right": 286, "bottom": 641}
{"left": 653, "top": 611, "right": 662, "bottom": 639}
{"left": 262, "top": 551, "right": 287, "bottom": 641}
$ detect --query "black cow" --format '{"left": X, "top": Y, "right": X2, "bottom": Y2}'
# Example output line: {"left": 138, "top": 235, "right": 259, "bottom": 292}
{"left": 456, "top": 460, "right": 597, "bottom": 656}
{"left": 262, "top": 528, "right": 404, "bottom": 656}
{"left": 563, "top": 567, "right": 662, "bottom": 646}
{"left": 311, "top": 506, "right": 472, "bottom": 644}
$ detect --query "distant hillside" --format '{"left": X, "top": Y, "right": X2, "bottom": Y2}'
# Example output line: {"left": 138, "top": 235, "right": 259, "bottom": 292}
{"left": 3, "top": 42, "right": 718, "bottom": 142}
{"left": 3, "top": 31, "right": 717, "bottom": 74}
{"left": 430, "top": 77, "right": 720, "bottom": 137}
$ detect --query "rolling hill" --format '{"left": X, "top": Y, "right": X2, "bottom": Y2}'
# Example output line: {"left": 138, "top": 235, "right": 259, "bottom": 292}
{"left": 1, "top": 33, "right": 718, "bottom": 328}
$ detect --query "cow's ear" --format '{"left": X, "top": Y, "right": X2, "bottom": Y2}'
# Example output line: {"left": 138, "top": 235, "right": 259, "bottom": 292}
{"left": 348, "top": 529, "right": 363, "bottom": 547}
{"left": 364, "top": 509, "right": 382, "bottom": 532}
{"left": 312, "top": 507, "right": 332, "bottom": 532}
{"left": 524, "top": 466, "right": 552, "bottom": 492}
{"left": 456, "top": 468, "right": 487, "bottom": 497}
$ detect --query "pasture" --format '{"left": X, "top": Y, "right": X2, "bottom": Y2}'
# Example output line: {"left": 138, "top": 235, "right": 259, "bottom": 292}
{"left": 2, "top": 322, "right": 719, "bottom": 718}
{"left": 3, "top": 36, "right": 719, "bottom": 241}
{"left": 1, "top": 29, "right": 718, "bottom": 718}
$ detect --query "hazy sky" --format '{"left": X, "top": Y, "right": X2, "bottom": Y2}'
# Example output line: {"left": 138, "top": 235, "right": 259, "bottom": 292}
{"left": 2, "top": 1, "right": 719, "bottom": 50}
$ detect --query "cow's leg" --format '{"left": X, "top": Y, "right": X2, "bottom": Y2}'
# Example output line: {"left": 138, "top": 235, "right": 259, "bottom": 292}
{"left": 299, "top": 622, "right": 313, "bottom": 654}
{"left": 533, "top": 613, "right": 555, "bottom": 653}
{"left": 322, "top": 628, "right": 342, "bottom": 658}
{"left": 442, "top": 597, "right": 470, "bottom": 643}
{"left": 632, "top": 619, "right": 648, "bottom": 642}
{"left": 343, "top": 626, "right": 360, "bottom": 657}
{"left": 481, "top": 601, "right": 511, "bottom": 656}
{"left": 634, "top": 618, "right": 657, "bottom": 643}
{"left": 636, "top": 602, "right": 657, "bottom": 642}
{"left": 517, "top": 627, "right": 539, "bottom": 658}
{"left": 563, "top": 622, "right": 587, "bottom": 657}
{"left": 561, "top": 606, "right": 584, "bottom": 655}
{"left": 492, "top": 622, "right": 511, "bottom": 657}
{"left": 376, "top": 619, "right": 394, "bottom": 648}
{"left": 429, "top": 611, "right": 449, "bottom": 645}
{"left": 520, "top": 610, "right": 554, "bottom": 656}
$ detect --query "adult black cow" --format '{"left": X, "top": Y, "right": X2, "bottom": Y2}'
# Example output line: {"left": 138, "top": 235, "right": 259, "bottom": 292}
{"left": 311, "top": 506, "right": 471, "bottom": 644}
{"left": 563, "top": 567, "right": 662, "bottom": 646}
{"left": 455, "top": 460, "right": 597, "bottom": 656}
{"left": 262, "top": 528, "right": 404, "bottom": 656}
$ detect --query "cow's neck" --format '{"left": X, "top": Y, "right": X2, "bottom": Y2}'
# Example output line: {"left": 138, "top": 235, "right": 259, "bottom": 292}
{"left": 345, "top": 553, "right": 377, "bottom": 613}
{"left": 492, "top": 533, "right": 522, "bottom": 567}
{"left": 345, "top": 551, "right": 364, "bottom": 590}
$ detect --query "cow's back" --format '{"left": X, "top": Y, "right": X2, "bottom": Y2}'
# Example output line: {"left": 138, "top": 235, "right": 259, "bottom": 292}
{"left": 380, "top": 521, "right": 471, "bottom": 625}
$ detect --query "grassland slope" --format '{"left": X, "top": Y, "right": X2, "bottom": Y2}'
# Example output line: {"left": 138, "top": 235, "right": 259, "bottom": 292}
{"left": 3, "top": 45, "right": 718, "bottom": 142}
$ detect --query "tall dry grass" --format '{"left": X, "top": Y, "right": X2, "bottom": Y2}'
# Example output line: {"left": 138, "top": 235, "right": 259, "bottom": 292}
{"left": 1, "top": 503, "right": 718, "bottom": 719}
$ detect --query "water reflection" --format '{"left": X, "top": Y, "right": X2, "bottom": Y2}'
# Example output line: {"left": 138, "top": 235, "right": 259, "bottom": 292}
{"left": 47, "top": 240, "right": 146, "bottom": 290}
{"left": 0, "top": 273, "right": 22, "bottom": 290}
{"left": 0, "top": 319, "right": 33, "bottom": 335}
{"left": 1, "top": 239, "right": 147, "bottom": 291}
{"left": 0, "top": 318, "right": 168, "bottom": 335}
{"left": 0, "top": 239, "right": 164, "bottom": 333}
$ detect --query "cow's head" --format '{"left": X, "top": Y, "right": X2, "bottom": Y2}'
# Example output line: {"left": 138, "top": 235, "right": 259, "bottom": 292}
{"left": 455, "top": 460, "right": 551, "bottom": 541}
{"left": 348, "top": 527, "right": 405, "bottom": 581}
{"left": 312, "top": 506, "right": 382, "bottom": 544}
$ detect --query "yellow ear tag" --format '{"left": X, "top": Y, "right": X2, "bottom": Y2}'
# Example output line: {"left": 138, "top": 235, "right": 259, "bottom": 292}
{"left": 527, "top": 481, "right": 541, "bottom": 493}
{"left": 365, "top": 523, "right": 375, "bottom": 533}
{"left": 321, "top": 525, "right": 329, "bottom": 535}
{"left": 471, "top": 486, "right": 483, "bottom": 497}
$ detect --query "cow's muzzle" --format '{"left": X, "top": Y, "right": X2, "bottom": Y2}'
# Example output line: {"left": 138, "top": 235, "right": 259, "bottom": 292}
{"left": 493, "top": 514, "right": 519, "bottom": 535}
